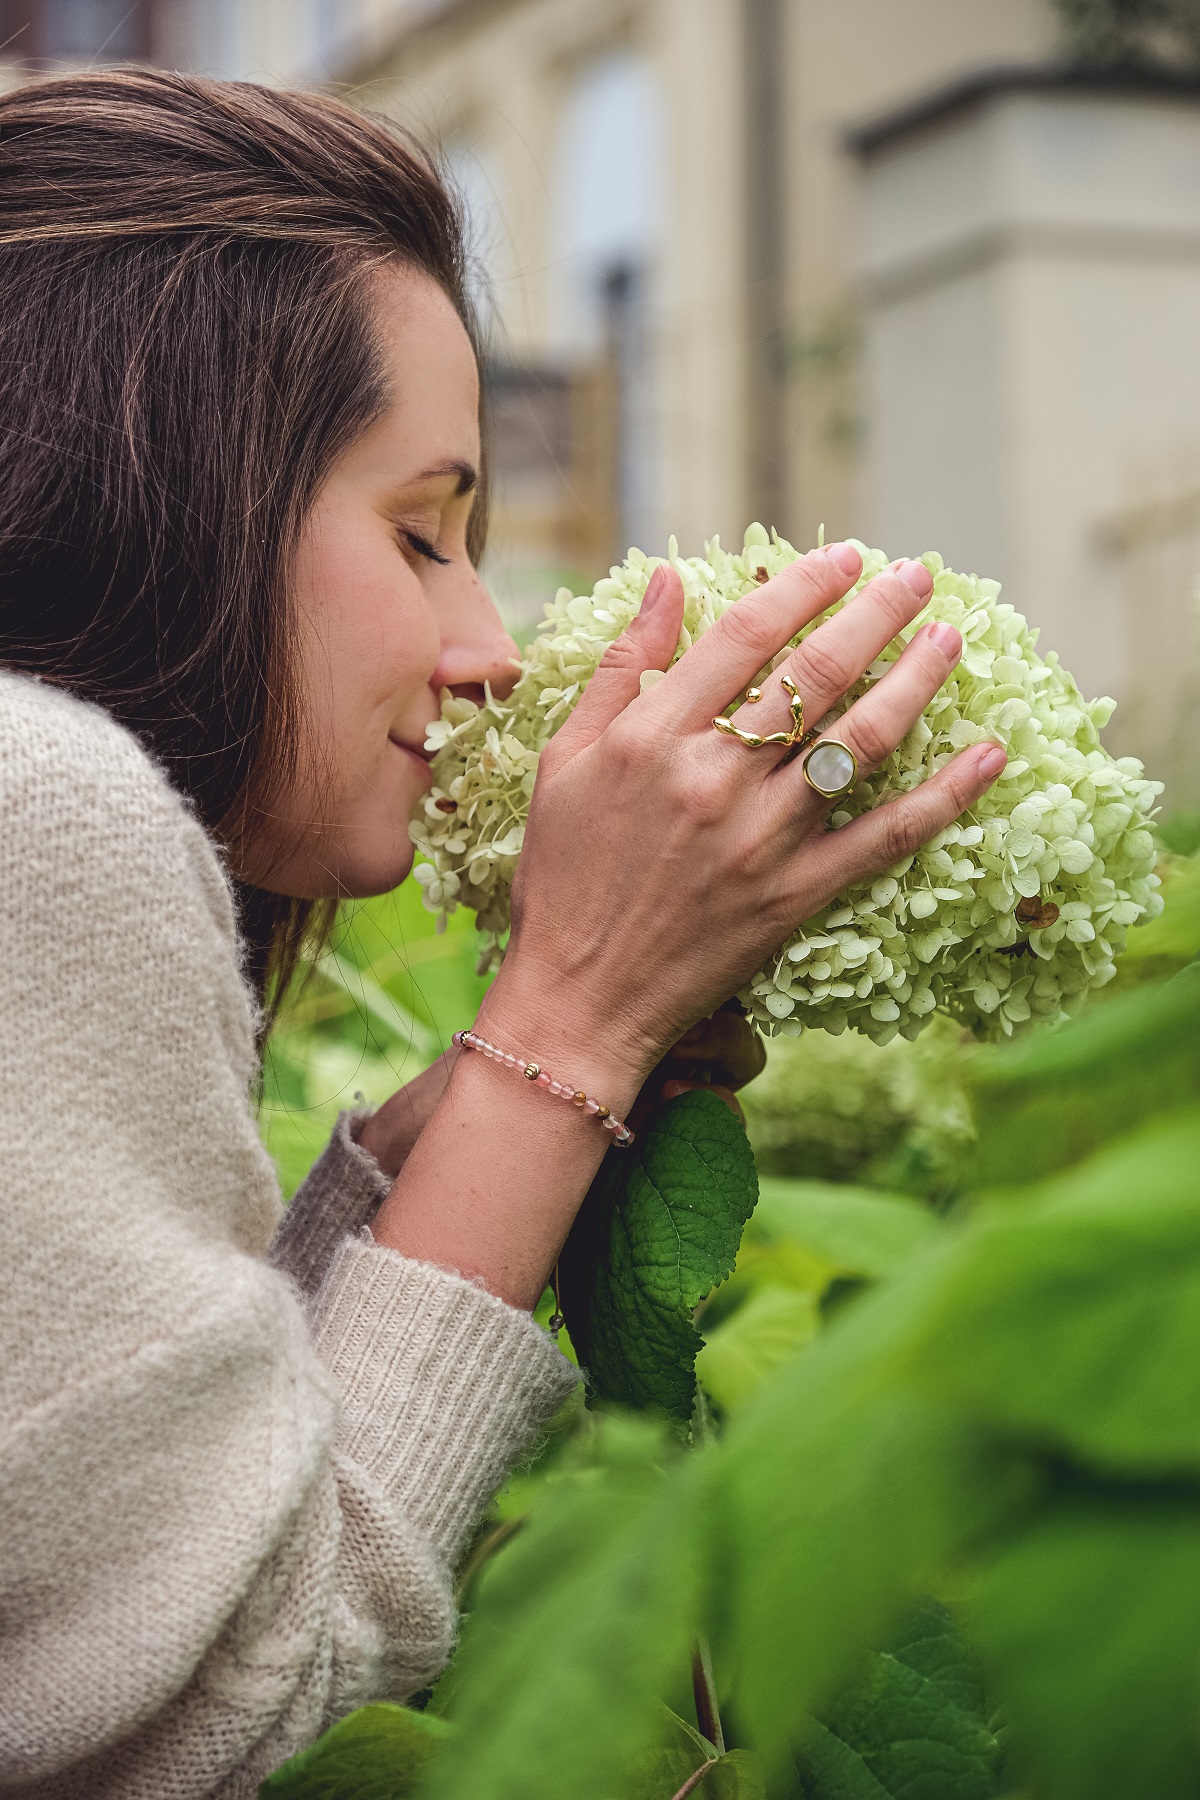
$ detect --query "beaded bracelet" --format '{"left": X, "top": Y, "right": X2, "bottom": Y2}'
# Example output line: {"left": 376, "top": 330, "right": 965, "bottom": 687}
{"left": 452, "top": 1028, "right": 635, "bottom": 1147}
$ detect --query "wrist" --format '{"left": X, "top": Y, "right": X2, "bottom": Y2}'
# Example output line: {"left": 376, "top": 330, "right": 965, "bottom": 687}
{"left": 474, "top": 963, "right": 653, "bottom": 1118}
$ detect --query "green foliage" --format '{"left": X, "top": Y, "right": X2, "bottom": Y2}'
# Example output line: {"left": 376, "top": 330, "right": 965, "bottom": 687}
{"left": 259, "top": 1705, "right": 449, "bottom": 1798}
{"left": 417, "top": 969, "right": 1200, "bottom": 1800}
{"left": 259, "top": 863, "right": 1200, "bottom": 1800}
{"left": 1054, "top": 0, "right": 1200, "bottom": 66}
{"left": 260, "top": 881, "right": 489, "bottom": 1195}
{"left": 795, "top": 1601, "right": 1002, "bottom": 1800}
{"left": 740, "top": 1017, "right": 975, "bottom": 1203}
{"left": 427, "top": 1416, "right": 703, "bottom": 1800}
{"left": 559, "top": 1090, "right": 759, "bottom": 1421}
{"left": 970, "top": 961, "right": 1200, "bottom": 1185}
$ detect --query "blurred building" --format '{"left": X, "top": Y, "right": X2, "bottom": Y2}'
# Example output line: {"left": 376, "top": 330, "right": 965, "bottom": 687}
{"left": 0, "top": 0, "right": 391, "bottom": 85}
{"left": 331, "top": 0, "right": 1200, "bottom": 802}
{"left": 327, "top": 1, "right": 1058, "bottom": 627}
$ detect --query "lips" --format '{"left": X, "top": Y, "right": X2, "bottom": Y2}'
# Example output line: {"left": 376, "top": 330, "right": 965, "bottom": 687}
{"left": 390, "top": 734, "right": 434, "bottom": 763}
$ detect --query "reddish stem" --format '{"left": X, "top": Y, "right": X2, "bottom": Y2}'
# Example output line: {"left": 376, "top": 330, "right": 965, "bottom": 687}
{"left": 669, "top": 1759, "right": 719, "bottom": 1800}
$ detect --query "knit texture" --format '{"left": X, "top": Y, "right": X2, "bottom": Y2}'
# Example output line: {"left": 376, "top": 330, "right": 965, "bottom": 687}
{"left": 268, "top": 1109, "right": 391, "bottom": 1299}
{"left": 0, "top": 672, "right": 579, "bottom": 1799}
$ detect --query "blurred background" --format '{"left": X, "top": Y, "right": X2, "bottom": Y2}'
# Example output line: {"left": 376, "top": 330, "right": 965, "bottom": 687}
{"left": 7, "top": 0, "right": 1200, "bottom": 800}
{"left": 6, "top": 0, "right": 1200, "bottom": 1173}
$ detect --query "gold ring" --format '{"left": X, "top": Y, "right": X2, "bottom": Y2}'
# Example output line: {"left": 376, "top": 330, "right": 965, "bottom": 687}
{"left": 713, "top": 674, "right": 805, "bottom": 749}
{"left": 802, "top": 737, "right": 858, "bottom": 799}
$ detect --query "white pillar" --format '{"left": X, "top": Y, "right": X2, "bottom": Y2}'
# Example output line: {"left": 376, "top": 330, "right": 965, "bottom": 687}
{"left": 854, "top": 72, "right": 1200, "bottom": 804}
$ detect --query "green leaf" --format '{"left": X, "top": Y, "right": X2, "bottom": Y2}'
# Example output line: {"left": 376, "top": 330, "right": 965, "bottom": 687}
{"left": 792, "top": 1719, "right": 892, "bottom": 1799}
{"left": 696, "top": 1284, "right": 819, "bottom": 1413}
{"left": 427, "top": 1415, "right": 704, "bottom": 1800}
{"left": 917, "top": 1109, "right": 1200, "bottom": 1477}
{"left": 559, "top": 1090, "right": 759, "bottom": 1419}
{"left": 1119, "top": 852, "right": 1200, "bottom": 968}
{"left": 797, "top": 1601, "right": 1001, "bottom": 1800}
{"left": 970, "top": 970, "right": 1200, "bottom": 1185}
{"left": 975, "top": 1494, "right": 1200, "bottom": 1800}
{"left": 752, "top": 1180, "right": 943, "bottom": 1279}
{"left": 258, "top": 1705, "right": 449, "bottom": 1799}
{"left": 714, "top": 1255, "right": 1013, "bottom": 1758}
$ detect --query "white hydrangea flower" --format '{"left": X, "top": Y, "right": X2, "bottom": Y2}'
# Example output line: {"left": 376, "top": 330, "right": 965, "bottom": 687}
{"left": 409, "top": 527, "right": 1163, "bottom": 1044}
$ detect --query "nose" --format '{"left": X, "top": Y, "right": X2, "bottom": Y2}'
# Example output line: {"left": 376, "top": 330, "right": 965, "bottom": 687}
{"left": 431, "top": 568, "right": 522, "bottom": 705}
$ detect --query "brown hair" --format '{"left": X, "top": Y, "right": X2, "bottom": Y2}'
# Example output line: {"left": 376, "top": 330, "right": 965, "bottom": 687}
{"left": 0, "top": 67, "right": 485, "bottom": 1009}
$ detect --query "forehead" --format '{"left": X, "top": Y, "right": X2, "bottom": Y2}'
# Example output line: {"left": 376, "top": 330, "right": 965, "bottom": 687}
{"left": 366, "top": 265, "right": 480, "bottom": 459}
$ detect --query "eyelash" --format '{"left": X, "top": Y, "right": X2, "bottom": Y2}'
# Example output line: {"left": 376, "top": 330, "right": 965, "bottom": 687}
{"left": 403, "top": 529, "right": 451, "bottom": 566}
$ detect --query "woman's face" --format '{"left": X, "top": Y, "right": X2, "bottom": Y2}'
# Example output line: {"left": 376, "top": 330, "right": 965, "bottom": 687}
{"left": 240, "top": 267, "right": 517, "bottom": 899}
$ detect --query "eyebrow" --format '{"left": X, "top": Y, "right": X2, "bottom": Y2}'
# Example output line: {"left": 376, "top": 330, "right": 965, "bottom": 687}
{"left": 412, "top": 458, "right": 478, "bottom": 495}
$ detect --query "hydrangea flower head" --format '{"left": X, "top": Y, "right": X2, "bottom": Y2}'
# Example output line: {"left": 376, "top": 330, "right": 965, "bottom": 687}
{"left": 410, "top": 527, "right": 1163, "bottom": 1043}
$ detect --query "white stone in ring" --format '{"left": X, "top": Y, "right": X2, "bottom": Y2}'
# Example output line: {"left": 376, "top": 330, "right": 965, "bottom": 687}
{"left": 804, "top": 739, "right": 857, "bottom": 797}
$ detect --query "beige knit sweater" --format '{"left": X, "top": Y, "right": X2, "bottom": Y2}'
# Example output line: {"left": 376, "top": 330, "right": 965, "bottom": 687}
{"left": 0, "top": 671, "right": 579, "bottom": 1798}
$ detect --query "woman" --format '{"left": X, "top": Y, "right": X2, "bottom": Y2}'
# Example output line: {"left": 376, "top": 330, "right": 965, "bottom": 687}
{"left": 0, "top": 69, "right": 1004, "bottom": 1798}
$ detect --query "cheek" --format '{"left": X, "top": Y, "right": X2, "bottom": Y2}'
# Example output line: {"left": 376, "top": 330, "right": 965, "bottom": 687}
{"left": 293, "top": 519, "right": 437, "bottom": 756}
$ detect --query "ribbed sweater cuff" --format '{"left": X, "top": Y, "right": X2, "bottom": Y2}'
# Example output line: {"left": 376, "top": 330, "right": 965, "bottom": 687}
{"left": 309, "top": 1234, "right": 580, "bottom": 1565}
{"left": 267, "top": 1110, "right": 390, "bottom": 1299}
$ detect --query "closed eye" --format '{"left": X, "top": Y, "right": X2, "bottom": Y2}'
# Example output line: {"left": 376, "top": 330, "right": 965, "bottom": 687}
{"left": 403, "top": 529, "right": 451, "bottom": 566}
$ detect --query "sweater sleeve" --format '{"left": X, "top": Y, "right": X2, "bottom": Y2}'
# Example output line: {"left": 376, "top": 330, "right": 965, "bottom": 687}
{"left": 268, "top": 1110, "right": 391, "bottom": 1299}
{"left": 0, "top": 676, "right": 579, "bottom": 1800}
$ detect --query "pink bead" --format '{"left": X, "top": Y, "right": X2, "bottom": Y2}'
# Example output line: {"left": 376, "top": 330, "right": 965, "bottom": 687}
{"left": 536, "top": 1072, "right": 551, "bottom": 1088}
{"left": 602, "top": 1115, "right": 618, "bottom": 1130}
{"left": 584, "top": 1099, "right": 600, "bottom": 1115}
{"left": 549, "top": 1081, "right": 564, "bottom": 1096}
{"left": 503, "top": 1053, "right": 518, "bottom": 1068}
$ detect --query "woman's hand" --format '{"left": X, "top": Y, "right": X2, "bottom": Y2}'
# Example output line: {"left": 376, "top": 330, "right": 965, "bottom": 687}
{"left": 372, "top": 544, "right": 1005, "bottom": 1309}
{"left": 477, "top": 543, "right": 1004, "bottom": 1098}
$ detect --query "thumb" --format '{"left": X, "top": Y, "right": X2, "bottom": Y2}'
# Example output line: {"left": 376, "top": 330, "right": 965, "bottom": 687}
{"left": 542, "top": 563, "right": 685, "bottom": 764}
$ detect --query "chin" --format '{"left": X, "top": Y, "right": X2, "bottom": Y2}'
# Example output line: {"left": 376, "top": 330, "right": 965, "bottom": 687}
{"left": 335, "top": 837, "right": 417, "bottom": 901}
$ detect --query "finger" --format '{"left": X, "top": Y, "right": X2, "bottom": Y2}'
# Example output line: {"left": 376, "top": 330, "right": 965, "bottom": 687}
{"left": 541, "top": 564, "right": 686, "bottom": 767}
{"left": 644, "top": 543, "right": 863, "bottom": 731}
{"left": 660, "top": 1079, "right": 745, "bottom": 1123}
{"left": 720, "top": 558, "right": 934, "bottom": 750}
{"left": 766, "top": 619, "right": 963, "bottom": 827}
{"left": 783, "top": 740, "right": 1008, "bottom": 915}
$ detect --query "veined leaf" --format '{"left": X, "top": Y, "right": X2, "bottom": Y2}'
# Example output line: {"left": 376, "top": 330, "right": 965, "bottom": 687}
{"left": 258, "top": 1704, "right": 449, "bottom": 1798}
{"left": 559, "top": 1090, "right": 759, "bottom": 1420}
{"left": 796, "top": 1600, "right": 1001, "bottom": 1800}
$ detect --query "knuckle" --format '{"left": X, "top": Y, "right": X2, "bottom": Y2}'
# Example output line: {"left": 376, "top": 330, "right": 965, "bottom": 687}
{"left": 717, "top": 599, "right": 775, "bottom": 661}
{"left": 678, "top": 758, "right": 733, "bottom": 826}
{"left": 596, "top": 633, "right": 644, "bottom": 676}
{"left": 878, "top": 800, "right": 925, "bottom": 866}
{"left": 871, "top": 573, "right": 924, "bottom": 634}
{"left": 781, "top": 549, "right": 845, "bottom": 607}
{"left": 794, "top": 631, "right": 852, "bottom": 699}
{"left": 606, "top": 709, "right": 652, "bottom": 765}
{"left": 841, "top": 710, "right": 894, "bottom": 771}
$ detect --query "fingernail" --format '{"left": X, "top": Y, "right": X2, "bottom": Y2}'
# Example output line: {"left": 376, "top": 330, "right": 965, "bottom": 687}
{"left": 824, "top": 541, "right": 862, "bottom": 579}
{"left": 640, "top": 566, "right": 667, "bottom": 614}
{"left": 926, "top": 620, "right": 961, "bottom": 659}
{"left": 897, "top": 559, "right": 933, "bottom": 597}
{"left": 978, "top": 742, "right": 1007, "bottom": 780}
